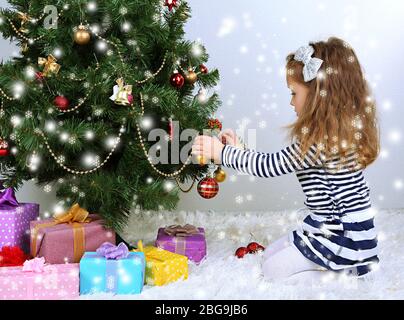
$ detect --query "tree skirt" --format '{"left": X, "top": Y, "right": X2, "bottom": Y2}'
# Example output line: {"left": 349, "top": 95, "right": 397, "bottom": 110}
{"left": 80, "top": 208, "right": 404, "bottom": 300}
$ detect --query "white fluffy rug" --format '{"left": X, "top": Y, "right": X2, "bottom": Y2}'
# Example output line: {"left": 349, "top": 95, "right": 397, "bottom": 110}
{"left": 81, "top": 208, "right": 404, "bottom": 300}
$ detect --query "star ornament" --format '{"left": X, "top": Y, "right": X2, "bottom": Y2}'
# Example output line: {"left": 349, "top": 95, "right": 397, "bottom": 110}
{"left": 165, "top": 0, "right": 178, "bottom": 11}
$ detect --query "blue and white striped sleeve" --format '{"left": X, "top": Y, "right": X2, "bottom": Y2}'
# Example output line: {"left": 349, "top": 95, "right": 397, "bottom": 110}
{"left": 221, "top": 143, "right": 321, "bottom": 178}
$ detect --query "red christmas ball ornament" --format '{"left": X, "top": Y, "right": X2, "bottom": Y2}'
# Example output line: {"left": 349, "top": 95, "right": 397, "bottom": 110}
{"left": 165, "top": 0, "right": 178, "bottom": 11}
{"left": 235, "top": 247, "right": 249, "bottom": 259}
{"left": 170, "top": 71, "right": 185, "bottom": 89}
{"left": 53, "top": 95, "right": 70, "bottom": 111}
{"left": 247, "top": 242, "right": 265, "bottom": 253}
{"left": 0, "top": 139, "right": 9, "bottom": 157}
{"left": 199, "top": 64, "right": 208, "bottom": 74}
{"left": 197, "top": 177, "right": 219, "bottom": 199}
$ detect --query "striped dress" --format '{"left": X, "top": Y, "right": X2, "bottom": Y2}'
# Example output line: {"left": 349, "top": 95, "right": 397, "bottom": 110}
{"left": 221, "top": 143, "right": 379, "bottom": 276}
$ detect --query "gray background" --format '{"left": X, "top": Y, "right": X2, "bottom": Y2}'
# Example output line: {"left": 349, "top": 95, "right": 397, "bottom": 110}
{"left": 1, "top": 0, "right": 403, "bottom": 215}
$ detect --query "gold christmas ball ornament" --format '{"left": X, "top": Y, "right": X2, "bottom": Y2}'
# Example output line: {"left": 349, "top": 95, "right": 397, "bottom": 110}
{"left": 74, "top": 24, "right": 91, "bottom": 45}
{"left": 214, "top": 168, "right": 227, "bottom": 183}
{"left": 185, "top": 68, "right": 198, "bottom": 85}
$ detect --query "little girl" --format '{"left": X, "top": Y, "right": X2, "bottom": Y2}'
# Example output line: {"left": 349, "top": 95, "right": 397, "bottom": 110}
{"left": 192, "top": 37, "right": 380, "bottom": 280}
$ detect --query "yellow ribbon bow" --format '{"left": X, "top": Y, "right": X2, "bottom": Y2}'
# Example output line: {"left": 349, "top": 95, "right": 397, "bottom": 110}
{"left": 54, "top": 203, "right": 91, "bottom": 224}
{"left": 17, "top": 11, "right": 31, "bottom": 33}
{"left": 31, "top": 204, "right": 91, "bottom": 262}
{"left": 38, "top": 54, "right": 61, "bottom": 77}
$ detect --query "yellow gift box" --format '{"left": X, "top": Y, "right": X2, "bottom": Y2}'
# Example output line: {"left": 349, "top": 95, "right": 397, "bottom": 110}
{"left": 133, "top": 241, "right": 188, "bottom": 286}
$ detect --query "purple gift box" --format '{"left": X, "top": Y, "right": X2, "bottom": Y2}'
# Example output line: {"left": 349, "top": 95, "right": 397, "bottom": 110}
{"left": 155, "top": 226, "right": 207, "bottom": 264}
{"left": 0, "top": 188, "right": 39, "bottom": 253}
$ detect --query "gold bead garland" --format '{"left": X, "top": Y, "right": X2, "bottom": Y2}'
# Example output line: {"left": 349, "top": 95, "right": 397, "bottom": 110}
{"left": 0, "top": 87, "right": 16, "bottom": 101}
{"left": 67, "top": 62, "right": 101, "bottom": 82}
{"left": 88, "top": 25, "right": 125, "bottom": 65}
{"left": 135, "top": 52, "right": 168, "bottom": 85}
{"left": 134, "top": 93, "right": 193, "bottom": 178}
{"left": 175, "top": 176, "right": 197, "bottom": 193}
{"left": 55, "top": 81, "right": 103, "bottom": 113}
{"left": 36, "top": 125, "right": 125, "bottom": 176}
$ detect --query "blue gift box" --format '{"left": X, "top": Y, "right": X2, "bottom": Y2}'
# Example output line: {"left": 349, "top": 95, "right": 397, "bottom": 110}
{"left": 79, "top": 251, "right": 145, "bottom": 295}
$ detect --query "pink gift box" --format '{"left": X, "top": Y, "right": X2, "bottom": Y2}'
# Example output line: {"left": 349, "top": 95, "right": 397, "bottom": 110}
{"left": 0, "top": 203, "right": 39, "bottom": 253}
{"left": 0, "top": 263, "right": 79, "bottom": 300}
{"left": 30, "top": 214, "right": 116, "bottom": 264}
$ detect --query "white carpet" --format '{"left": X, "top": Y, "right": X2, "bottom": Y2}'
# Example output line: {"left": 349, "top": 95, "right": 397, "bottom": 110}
{"left": 81, "top": 208, "right": 404, "bottom": 300}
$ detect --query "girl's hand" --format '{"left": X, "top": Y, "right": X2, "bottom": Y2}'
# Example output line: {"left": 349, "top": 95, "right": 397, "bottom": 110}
{"left": 218, "top": 129, "right": 240, "bottom": 147}
{"left": 192, "top": 135, "right": 225, "bottom": 164}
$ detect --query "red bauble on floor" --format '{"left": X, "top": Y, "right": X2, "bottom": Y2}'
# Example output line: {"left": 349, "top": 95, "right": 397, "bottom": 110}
{"left": 235, "top": 247, "right": 249, "bottom": 259}
{"left": 247, "top": 242, "right": 265, "bottom": 253}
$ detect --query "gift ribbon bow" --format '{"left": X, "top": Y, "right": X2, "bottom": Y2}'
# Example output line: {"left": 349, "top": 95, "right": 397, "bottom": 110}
{"left": 54, "top": 203, "right": 91, "bottom": 224}
{"left": 0, "top": 187, "right": 19, "bottom": 209}
{"left": 22, "top": 257, "right": 46, "bottom": 273}
{"left": 31, "top": 203, "right": 91, "bottom": 262}
{"left": 38, "top": 54, "right": 61, "bottom": 77}
{"left": 294, "top": 45, "right": 324, "bottom": 82}
{"left": 96, "top": 242, "right": 129, "bottom": 260}
{"left": 164, "top": 224, "right": 200, "bottom": 237}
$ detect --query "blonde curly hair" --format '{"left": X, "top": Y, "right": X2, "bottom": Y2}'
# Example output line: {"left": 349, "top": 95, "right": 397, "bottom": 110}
{"left": 286, "top": 37, "right": 380, "bottom": 169}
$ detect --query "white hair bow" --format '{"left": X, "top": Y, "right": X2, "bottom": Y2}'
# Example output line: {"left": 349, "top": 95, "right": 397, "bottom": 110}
{"left": 294, "top": 45, "right": 323, "bottom": 82}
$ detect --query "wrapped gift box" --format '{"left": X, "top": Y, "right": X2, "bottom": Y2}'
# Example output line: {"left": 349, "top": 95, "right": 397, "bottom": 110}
{"left": 155, "top": 226, "right": 207, "bottom": 264}
{"left": 141, "top": 246, "right": 188, "bottom": 286}
{"left": 0, "top": 188, "right": 39, "bottom": 253}
{"left": 80, "top": 251, "right": 145, "bottom": 295}
{"left": 30, "top": 213, "right": 115, "bottom": 264}
{"left": 0, "top": 262, "right": 79, "bottom": 300}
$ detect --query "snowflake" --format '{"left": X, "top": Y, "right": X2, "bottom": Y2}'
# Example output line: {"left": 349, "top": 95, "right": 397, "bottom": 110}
{"left": 217, "top": 231, "right": 226, "bottom": 240}
{"left": 79, "top": 192, "right": 86, "bottom": 198}
{"left": 68, "top": 136, "right": 76, "bottom": 145}
{"left": 119, "top": 7, "right": 128, "bottom": 15}
{"left": 43, "top": 185, "right": 52, "bottom": 193}
{"left": 287, "top": 68, "right": 295, "bottom": 76}
{"left": 318, "top": 143, "right": 325, "bottom": 151}
{"left": 331, "top": 146, "right": 339, "bottom": 154}
{"left": 320, "top": 90, "right": 327, "bottom": 97}
{"left": 259, "top": 120, "right": 267, "bottom": 129}
{"left": 355, "top": 132, "right": 363, "bottom": 140}
{"left": 326, "top": 67, "right": 334, "bottom": 75}
{"left": 365, "top": 106, "right": 373, "bottom": 114}
{"left": 71, "top": 186, "right": 78, "bottom": 193}
{"left": 301, "top": 127, "right": 309, "bottom": 135}
{"left": 348, "top": 56, "right": 355, "bottom": 63}
{"left": 57, "top": 155, "right": 65, "bottom": 164}
{"left": 152, "top": 97, "right": 159, "bottom": 104}
{"left": 25, "top": 111, "right": 33, "bottom": 118}
{"left": 235, "top": 195, "right": 244, "bottom": 204}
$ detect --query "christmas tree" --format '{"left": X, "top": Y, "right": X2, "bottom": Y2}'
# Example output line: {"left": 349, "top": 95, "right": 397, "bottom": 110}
{"left": 0, "top": 0, "right": 220, "bottom": 232}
